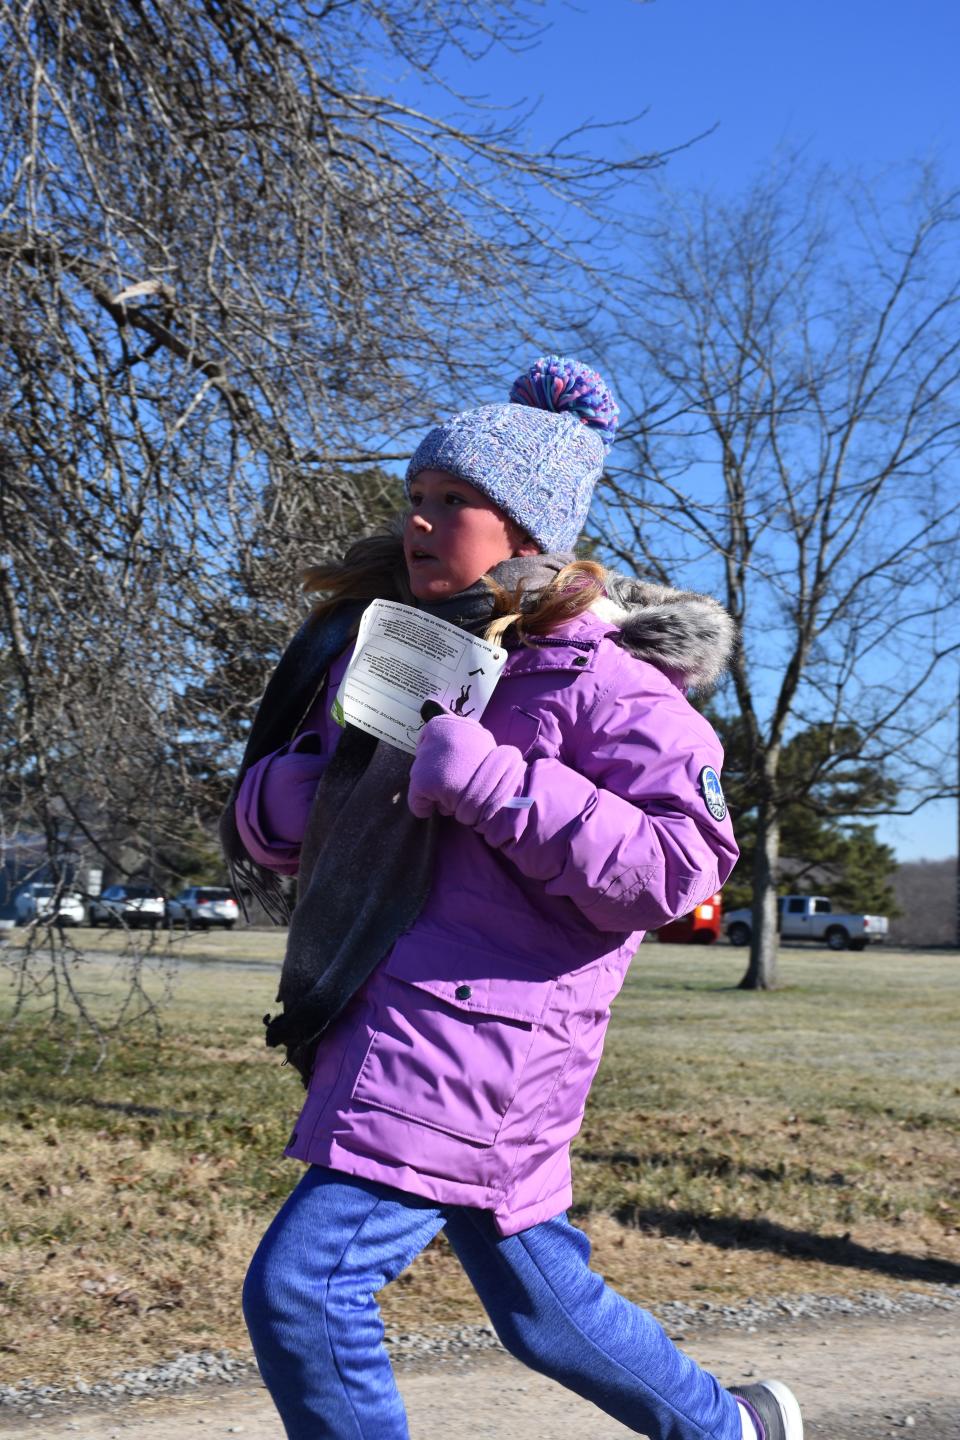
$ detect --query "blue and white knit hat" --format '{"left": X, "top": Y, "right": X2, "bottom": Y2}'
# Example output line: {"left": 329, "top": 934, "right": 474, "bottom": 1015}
{"left": 405, "top": 355, "right": 620, "bottom": 553}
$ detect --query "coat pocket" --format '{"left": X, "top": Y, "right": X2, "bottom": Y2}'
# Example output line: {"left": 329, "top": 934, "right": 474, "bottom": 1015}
{"left": 351, "top": 937, "right": 556, "bottom": 1145}
{"left": 503, "top": 705, "right": 562, "bottom": 761}
{"left": 504, "top": 706, "right": 542, "bottom": 757}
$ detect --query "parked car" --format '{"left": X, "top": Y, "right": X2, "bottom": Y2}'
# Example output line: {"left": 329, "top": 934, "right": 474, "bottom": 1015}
{"left": 88, "top": 883, "right": 166, "bottom": 929}
{"left": 724, "top": 894, "right": 889, "bottom": 951}
{"left": 165, "top": 886, "right": 239, "bottom": 930}
{"left": 658, "top": 892, "right": 723, "bottom": 944}
{"left": 14, "top": 883, "right": 86, "bottom": 927}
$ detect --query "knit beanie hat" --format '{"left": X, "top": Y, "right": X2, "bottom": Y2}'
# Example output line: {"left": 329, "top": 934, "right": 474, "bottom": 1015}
{"left": 405, "top": 355, "right": 620, "bottom": 553}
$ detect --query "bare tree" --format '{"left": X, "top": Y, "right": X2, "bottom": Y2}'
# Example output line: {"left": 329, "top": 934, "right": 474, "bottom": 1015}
{"left": 595, "top": 166, "right": 960, "bottom": 987}
{"left": 0, "top": 0, "right": 666, "bottom": 1041}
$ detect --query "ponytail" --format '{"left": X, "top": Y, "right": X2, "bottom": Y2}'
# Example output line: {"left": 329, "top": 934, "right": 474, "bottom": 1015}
{"left": 482, "top": 560, "right": 606, "bottom": 646}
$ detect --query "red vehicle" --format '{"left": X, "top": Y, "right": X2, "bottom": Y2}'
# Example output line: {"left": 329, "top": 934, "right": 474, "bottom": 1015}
{"left": 657, "top": 892, "right": 723, "bottom": 944}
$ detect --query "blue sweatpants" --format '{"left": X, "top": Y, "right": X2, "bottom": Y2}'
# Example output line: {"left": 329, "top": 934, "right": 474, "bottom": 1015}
{"left": 243, "top": 1168, "right": 742, "bottom": 1440}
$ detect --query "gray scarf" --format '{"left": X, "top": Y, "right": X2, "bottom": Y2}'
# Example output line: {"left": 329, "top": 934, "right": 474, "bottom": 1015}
{"left": 260, "top": 552, "right": 571, "bottom": 1081}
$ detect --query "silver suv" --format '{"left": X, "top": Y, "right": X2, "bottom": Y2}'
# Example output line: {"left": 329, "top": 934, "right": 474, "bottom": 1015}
{"left": 165, "top": 886, "right": 239, "bottom": 930}
{"left": 88, "top": 883, "right": 166, "bottom": 930}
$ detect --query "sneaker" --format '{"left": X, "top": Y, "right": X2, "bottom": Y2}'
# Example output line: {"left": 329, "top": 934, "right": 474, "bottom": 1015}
{"left": 730, "top": 1379, "right": 803, "bottom": 1440}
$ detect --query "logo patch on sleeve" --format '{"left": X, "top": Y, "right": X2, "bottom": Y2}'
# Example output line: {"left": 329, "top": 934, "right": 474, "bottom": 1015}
{"left": 699, "top": 766, "right": 727, "bottom": 821}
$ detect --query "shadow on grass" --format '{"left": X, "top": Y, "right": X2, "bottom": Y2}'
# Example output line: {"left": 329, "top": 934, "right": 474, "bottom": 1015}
{"left": 576, "top": 1148, "right": 852, "bottom": 1188}
{"left": 604, "top": 1204, "right": 960, "bottom": 1286}
{"left": 76, "top": 1097, "right": 202, "bottom": 1119}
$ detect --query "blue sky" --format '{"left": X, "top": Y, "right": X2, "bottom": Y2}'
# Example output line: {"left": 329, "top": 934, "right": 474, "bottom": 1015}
{"left": 467, "top": 0, "right": 960, "bottom": 186}
{"left": 422, "top": 1, "right": 960, "bottom": 862}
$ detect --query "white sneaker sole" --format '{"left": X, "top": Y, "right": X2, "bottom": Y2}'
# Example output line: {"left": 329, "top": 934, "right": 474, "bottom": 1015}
{"left": 758, "top": 1378, "right": 804, "bottom": 1440}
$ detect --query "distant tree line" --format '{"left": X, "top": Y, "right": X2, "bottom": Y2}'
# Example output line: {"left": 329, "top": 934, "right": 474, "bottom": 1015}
{"left": 889, "top": 859, "right": 956, "bottom": 947}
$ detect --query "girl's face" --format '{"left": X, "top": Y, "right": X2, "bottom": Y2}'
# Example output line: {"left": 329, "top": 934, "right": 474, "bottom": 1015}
{"left": 404, "top": 469, "right": 539, "bottom": 600}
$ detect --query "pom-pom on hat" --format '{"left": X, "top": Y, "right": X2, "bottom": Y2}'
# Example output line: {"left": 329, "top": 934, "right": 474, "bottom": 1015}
{"left": 405, "top": 354, "right": 619, "bottom": 553}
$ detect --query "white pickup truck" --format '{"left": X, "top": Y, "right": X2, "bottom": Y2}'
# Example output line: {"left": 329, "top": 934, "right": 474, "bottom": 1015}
{"left": 724, "top": 894, "right": 889, "bottom": 951}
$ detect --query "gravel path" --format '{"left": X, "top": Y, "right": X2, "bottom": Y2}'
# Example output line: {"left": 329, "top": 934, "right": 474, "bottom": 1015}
{"left": 2, "top": 1289, "right": 957, "bottom": 1438}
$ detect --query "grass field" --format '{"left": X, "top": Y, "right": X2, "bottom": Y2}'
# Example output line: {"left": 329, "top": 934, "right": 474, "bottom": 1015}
{"left": 1, "top": 935, "right": 958, "bottom": 1386}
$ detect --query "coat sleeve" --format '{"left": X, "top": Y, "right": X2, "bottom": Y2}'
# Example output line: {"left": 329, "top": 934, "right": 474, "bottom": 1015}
{"left": 473, "top": 656, "right": 739, "bottom": 934}
{"left": 233, "top": 644, "right": 354, "bottom": 873}
{"left": 235, "top": 734, "right": 334, "bottom": 874}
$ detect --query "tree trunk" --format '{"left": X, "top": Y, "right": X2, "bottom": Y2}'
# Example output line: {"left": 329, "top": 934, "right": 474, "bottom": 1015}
{"left": 739, "top": 798, "right": 780, "bottom": 989}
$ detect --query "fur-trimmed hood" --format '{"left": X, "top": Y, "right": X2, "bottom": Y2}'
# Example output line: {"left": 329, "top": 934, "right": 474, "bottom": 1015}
{"left": 593, "top": 573, "right": 736, "bottom": 692}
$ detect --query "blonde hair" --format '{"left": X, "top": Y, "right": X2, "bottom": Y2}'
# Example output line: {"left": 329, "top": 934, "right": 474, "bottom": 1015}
{"left": 301, "top": 529, "right": 415, "bottom": 629}
{"left": 301, "top": 529, "right": 605, "bottom": 641}
{"left": 481, "top": 560, "right": 606, "bottom": 644}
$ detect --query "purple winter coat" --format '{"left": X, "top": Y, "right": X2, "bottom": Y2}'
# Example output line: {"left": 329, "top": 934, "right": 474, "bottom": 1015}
{"left": 236, "top": 593, "right": 738, "bottom": 1235}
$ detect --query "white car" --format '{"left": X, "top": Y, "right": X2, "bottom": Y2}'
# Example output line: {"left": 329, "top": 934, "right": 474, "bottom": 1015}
{"left": 165, "top": 886, "right": 239, "bottom": 930}
{"left": 88, "top": 883, "right": 166, "bottom": 929}
{"left": 15, "top": 883, "right": 86, "bottom": 927}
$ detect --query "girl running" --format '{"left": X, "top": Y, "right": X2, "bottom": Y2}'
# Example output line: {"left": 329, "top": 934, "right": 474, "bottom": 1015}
{"left": 222, "top": 356, "right": 802, "bottom": 1440}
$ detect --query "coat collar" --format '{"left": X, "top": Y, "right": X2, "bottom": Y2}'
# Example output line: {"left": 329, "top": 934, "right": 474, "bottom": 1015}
{"left": 502, "top": 613, "right": 606, "bottom": 678}
{"left": 593, "top": 576, "right": 735, "bottom": 692}
{"left": 501, "top": 575, "right": 736, "bottom": 692}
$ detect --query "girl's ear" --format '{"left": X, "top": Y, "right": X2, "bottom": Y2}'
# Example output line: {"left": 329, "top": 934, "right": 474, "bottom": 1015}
{"left": 504, "top": 510, "right": 540, "bottom": 557}
{"left": 508, "top": 523, "right": 540, "bottom": 558}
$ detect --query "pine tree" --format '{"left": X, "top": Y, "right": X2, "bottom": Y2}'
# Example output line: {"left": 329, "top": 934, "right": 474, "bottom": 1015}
{"left": 710, "top": 715, "right": 901, "bottom": 917}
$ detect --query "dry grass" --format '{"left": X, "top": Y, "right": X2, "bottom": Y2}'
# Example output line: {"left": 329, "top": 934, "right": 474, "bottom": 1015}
{"left": 1, "top": 940, "right": 957, "bottom": 1386}
{"left": 2, "top": 922, "right": 286, "bottom": 965}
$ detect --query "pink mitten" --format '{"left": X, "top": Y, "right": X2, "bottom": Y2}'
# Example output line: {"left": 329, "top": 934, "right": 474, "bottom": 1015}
{"left": 408, "top": 713, "right": 526, "bottom": 825}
